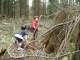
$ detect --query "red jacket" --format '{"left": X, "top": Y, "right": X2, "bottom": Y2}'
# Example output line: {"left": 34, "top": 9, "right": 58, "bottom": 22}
{"left": 31, "top": 19, "right": 38, "bottom": 29}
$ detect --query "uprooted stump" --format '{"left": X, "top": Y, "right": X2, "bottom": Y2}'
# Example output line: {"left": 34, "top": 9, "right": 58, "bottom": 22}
{"left": 41, "top": 20, "right": 73, "bottom": 54}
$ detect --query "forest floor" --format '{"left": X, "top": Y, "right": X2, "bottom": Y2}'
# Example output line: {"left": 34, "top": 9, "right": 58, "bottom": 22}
{"left": 0, "top": 18, "right": 49, "bottom": 50}
{"left": 0, "top": 18, "right": 54, "bottom": 60}
{"left": 0, "top": 18, "right": 75, "bottom": 60}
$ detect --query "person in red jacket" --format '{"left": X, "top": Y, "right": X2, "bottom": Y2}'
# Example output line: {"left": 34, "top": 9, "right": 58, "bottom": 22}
{"left": 31, "top": 16, "right": 39, "bottom": 40}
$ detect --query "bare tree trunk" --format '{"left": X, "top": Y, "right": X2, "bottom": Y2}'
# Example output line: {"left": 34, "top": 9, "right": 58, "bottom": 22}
{"left": 32, "top": 0, "right": 42, "bottom": 17}
{"left": 26, "top": 0, "right": 29, "bottom": 19}
{"left": 1, "top": 0, "right": 4, "bottom": 17}
{"left": 15, "top": 0, "right": 20, "bottom": 18}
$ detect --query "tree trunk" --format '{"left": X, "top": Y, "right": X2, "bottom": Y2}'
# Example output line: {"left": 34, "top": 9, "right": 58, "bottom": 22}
{"left": 1, "top": 0, "right": 4, "bottom": 16}
{"left": 15, "top": 0, "right": 20, "bottom": 18}
{"left": 32, "top": 0, "right": 42, "bottom": 17}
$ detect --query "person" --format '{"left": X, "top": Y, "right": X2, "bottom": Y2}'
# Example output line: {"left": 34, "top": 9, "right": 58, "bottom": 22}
{"left": 31, "top": 16, "right": 39, "bottom": 40}
{"left": 14, "top": 25, "right": 28, "bottom": 50}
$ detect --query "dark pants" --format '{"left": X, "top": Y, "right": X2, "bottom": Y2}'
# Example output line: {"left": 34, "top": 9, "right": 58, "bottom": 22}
{"left": 15, "top": 37, "right": 23, "bottom": 48}
{"left": 15, "top": 37, "right": 23, "bottom": 43}
{"left": 32, "top": 28, "right": 38, "bottom": 40}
